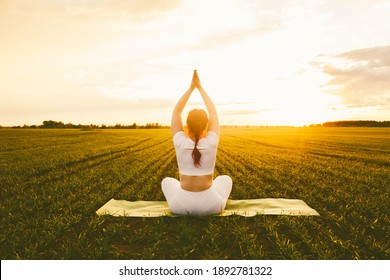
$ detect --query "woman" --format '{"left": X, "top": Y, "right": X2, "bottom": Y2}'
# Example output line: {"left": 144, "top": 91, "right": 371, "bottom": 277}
{"left": 161, "top": 70, "right": 233, "bottom": 215}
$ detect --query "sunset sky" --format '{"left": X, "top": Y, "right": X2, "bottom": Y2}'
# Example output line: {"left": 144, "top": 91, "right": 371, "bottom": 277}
{"left": 1, "top": 0, "right": 389, "bottom": 126}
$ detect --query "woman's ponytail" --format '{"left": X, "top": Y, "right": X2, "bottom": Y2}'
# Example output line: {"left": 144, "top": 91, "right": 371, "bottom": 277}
{"left": 192, "top": 136, "right": 201, "bottom": 167}
{"left": 186, "top": 109, "right": 208, "bottom": 167}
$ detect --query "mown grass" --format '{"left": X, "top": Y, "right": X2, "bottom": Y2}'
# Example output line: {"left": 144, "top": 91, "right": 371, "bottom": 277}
{"left": 0, "top": 127, "right": 389, "bottom": 259}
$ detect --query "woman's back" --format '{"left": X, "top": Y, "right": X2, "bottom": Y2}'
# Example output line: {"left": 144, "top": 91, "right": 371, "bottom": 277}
{"left": 173, "top": 131, "right": 218, "bottom": 176}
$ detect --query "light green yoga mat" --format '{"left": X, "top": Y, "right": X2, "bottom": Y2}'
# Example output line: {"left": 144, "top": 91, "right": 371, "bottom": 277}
{"left": 96, "top": 198, "right": 320, "bottom": 217}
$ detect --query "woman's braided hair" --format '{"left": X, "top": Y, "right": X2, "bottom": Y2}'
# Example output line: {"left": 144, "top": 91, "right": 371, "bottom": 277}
{"left": 186, "top": 109, "right": 208, "bottom": 167}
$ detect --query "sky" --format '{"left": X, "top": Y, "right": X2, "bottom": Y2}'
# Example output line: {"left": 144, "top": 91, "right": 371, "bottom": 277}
{"left": 1, "top": 0, "right": 390, "bottom": 126}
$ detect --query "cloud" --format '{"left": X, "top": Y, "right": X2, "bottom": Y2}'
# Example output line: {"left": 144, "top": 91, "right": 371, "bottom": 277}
{"left": 190, "top": 22, "right": 280, "bottom": 52}
{"left": 217, "top": 101, "right": 274, "bottom": 116}
{"left": 219, "top": 109, "right": 263, "bottom": 116}
{"left": 1, "top": 89, "right": 175, "bottom": 126}
{"left": 0, "top": 0, "right": 182, "bottom": 61}
{"left": 0, "top": 0, "right": 180, "bottom": 18}
{"left": 313, "top": 45, "right": 390, "bottom": 109}
{"left": 182, "top": 1, "right": 282, "bottom": 52}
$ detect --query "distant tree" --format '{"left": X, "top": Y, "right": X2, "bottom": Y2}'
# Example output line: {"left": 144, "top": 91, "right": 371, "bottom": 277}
{"left": 41, "top": 120, "right": 65, "bottom": 128}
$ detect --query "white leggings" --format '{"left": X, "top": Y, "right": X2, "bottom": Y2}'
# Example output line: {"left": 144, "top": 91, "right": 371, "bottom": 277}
{"left": 161, "top": 175, "right": 233, "bottom": 215}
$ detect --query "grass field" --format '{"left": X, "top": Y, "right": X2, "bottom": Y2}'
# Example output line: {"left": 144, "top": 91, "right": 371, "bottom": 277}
{"left": 0, "top": 127, "right": 389, "bottom": 259}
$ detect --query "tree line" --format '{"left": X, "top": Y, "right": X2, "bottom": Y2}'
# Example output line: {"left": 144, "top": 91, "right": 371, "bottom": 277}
{"left": 309, "top": 120, "right": 390, "bottom": 127}
{"left": 4, "top": 120, "right": 169, "bottom": 129}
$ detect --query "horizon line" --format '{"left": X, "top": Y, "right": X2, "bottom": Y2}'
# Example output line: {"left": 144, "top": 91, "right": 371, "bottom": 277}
{"left": 1, "top": 119, "right": 389, "bottom": 129}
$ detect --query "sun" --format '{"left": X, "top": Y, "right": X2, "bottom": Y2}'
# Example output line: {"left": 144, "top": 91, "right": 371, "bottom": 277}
{"left": 260, "top": 92, "right": 343, "bottom": 126}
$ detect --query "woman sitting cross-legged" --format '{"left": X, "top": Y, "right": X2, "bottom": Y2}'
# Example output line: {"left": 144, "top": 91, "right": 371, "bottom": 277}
{"left": 161, "top": 70, "right": 233, "bottom": 215}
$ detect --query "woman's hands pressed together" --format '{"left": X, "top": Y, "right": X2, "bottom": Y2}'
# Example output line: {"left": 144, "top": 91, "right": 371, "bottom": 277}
{"left": 191, "top": 69, "right": 202, "bottom": 90}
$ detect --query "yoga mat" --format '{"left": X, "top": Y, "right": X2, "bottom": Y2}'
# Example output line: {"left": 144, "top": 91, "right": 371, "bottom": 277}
{"left": 96, "top": 198, "right": 320, "bottom": 217}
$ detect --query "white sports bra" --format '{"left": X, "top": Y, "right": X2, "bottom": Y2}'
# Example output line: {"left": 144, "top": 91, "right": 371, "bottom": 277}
{"left": 173, "top": 131, "right": 219, "bottom": 176}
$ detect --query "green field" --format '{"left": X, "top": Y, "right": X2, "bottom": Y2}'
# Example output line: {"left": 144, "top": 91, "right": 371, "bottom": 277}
{"left": 0, "top": 127, "right": 389, "bottom": 259}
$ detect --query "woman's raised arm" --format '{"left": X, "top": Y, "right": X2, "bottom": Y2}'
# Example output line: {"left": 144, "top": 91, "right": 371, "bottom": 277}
{"left": 171, "top": 79, "right": 195, "bottom": 135}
